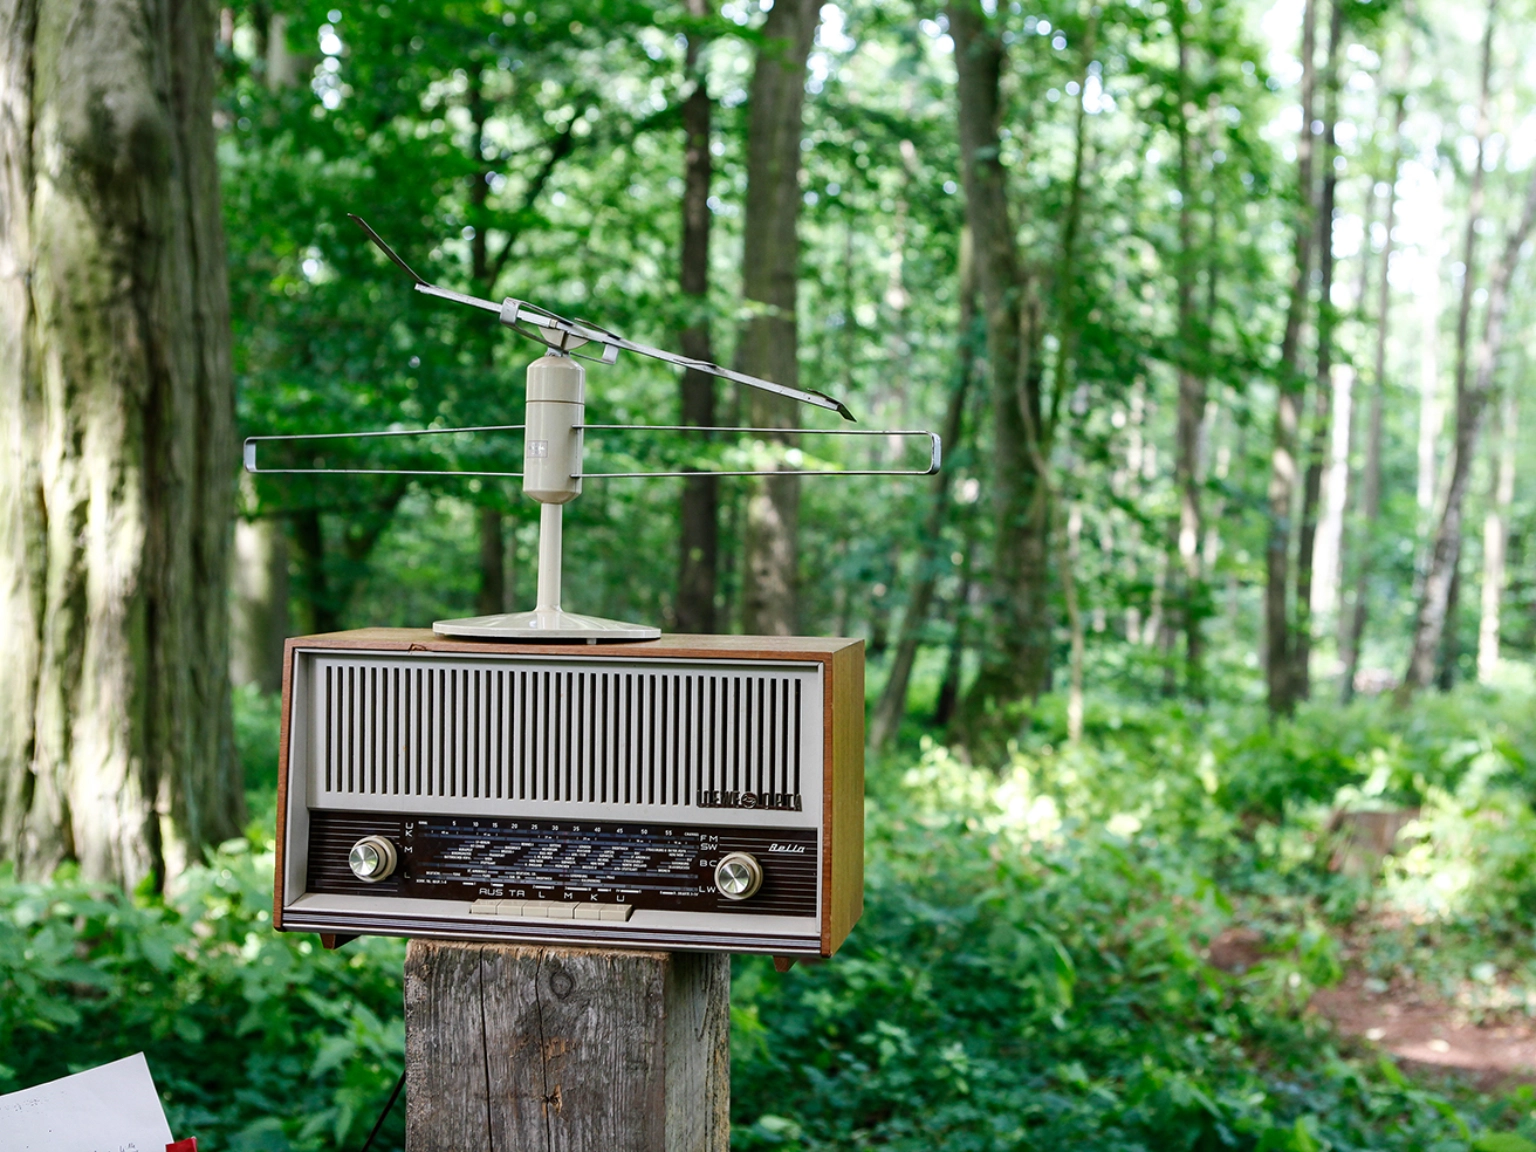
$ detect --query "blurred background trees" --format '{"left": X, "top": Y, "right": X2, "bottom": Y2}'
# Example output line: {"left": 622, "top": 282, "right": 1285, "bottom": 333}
{"left": 6, "top": 0, "right": 1536, "bottom": 891}
{"left": 11, "top": 0, "right": 1536, "bottom": 1144}
{"left": 213, "top": 0, "right": 1536, "bottom": 732}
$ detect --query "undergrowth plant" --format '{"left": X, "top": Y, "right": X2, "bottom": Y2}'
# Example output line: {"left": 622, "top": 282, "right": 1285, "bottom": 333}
{"left": 6, "top": 682, "right": 1536, "bottom": 1150}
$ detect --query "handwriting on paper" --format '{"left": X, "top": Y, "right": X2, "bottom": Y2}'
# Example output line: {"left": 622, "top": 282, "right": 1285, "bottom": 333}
{"left": 0, "top": 1053, "right": 175, "bottom": 1152}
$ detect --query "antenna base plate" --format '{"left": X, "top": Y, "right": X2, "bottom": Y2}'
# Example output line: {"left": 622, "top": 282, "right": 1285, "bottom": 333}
{"left": 432, "top": 609, "right": 661, "bottom": 643}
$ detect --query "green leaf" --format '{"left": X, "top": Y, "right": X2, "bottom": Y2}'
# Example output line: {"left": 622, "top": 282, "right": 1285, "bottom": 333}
{"left": 1473, "top": 1135, "right": 1536, "bottom": 1152}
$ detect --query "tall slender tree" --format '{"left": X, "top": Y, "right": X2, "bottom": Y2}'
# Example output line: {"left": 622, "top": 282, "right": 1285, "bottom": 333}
{"left": 0, "top": 0, "right": 242, "bottom": 886}
{"left": 1478, "top": 384, "right": 1519, "bottom": 679}
{"left": 676, "top": 0, "right": 719, "bottom": 634}
{"left": 1402, "top": 85, "right": 1536, "bottom": 689}
{"left": 1340, "top": 85, "right": 1406, "bottom": 702}
{"left": 950, "top": 0, "right": 1053, "bottom": 716}
{"left": 1166, "top": 1, "right": 1206, "bottom": 696}
{"left": 1431, "top": 0, "right": 1496, "bottom": 689}
{"left": 870, "top": 230, "right": 977, "bottom": 748}
{"left": 1293, "top": 0, "right": 1344, "bottom": 700}
{"left": 738, "top": 0, "right": 820, "bottom": 636}
{"left": 1265, "top": 0, "right": 1318, "bottom": 715}
{"left": 1401, "top": 0, "right": 1517, "bottom": 693}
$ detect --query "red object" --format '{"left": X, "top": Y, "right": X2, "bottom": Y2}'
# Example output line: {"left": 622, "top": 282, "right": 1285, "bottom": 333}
{"left": 166, "top": 1140, "right": 197, "bottom": 1152}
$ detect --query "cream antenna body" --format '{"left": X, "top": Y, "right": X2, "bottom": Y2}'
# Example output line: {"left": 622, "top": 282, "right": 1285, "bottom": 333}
{"left": 242, "top": 216, "right": 941, "bottom": 642}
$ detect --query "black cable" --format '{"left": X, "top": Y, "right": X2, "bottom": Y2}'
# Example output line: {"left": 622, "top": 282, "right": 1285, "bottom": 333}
{"left": 357, "top": 1070, "right": 406, "bottom": 1152}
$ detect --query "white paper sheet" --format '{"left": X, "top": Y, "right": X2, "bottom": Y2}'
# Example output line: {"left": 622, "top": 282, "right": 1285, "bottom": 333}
{"left": 0, "top": 1053, "right": 174, "bottom": 1152}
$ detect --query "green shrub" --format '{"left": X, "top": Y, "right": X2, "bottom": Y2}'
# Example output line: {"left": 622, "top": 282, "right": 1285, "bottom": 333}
{"left": 731, "top": 742, "right": 1527, "bottom": 1150}
{"left": 9, "top": 682, "right": 1536, "bottom": 1149}
{"left": 0, "top": 842, "right": 405, "bottom": 1151}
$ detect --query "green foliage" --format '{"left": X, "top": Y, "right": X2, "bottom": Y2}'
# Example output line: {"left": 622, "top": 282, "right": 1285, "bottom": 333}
{"left": 16, "top": 685, "right": 1536, "bottom": 1149}
{"left": 235, "top": 683, "right": 285, "bottom": 824}
{"left": 729, "top": 718, "right": 1536, "bottom": 1150}
{"left": 0, "top": 842, "right": 406, "bottom": 1151}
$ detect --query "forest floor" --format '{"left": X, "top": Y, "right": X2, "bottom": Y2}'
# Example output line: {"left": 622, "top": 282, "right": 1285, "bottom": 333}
{"left": 1307, "top": 915, "right": 1536, "bottom": 1092}
{"left": 1314, "top": 969, "right": 1536, "bottom": 1090}
{"left": 1209, "top": 907, "right": 1536, "bottom": 1091}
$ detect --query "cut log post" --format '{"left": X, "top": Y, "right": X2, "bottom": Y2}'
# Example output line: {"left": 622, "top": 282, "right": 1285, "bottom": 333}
{"left": 404, "top": 940, "right": 730, "bottom": 1152}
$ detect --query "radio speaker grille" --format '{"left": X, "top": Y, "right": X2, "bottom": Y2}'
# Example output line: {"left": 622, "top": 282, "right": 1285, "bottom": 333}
{"left": 309, "top": 657, "right": 816, "bottom": 812}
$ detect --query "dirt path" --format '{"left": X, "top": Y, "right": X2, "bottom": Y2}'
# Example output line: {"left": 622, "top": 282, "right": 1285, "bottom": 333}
{"left": 1311, "top": 970, "right": 1536, "bottom": 1090}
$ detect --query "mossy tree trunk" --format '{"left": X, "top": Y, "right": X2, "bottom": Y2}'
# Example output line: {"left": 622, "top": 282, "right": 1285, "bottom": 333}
{"left": 0, "top": 0, "right": 242, "bottom": 888}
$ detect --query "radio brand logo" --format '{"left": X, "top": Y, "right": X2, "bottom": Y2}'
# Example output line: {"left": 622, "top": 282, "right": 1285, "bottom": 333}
{"left": 696, "top": 790, "right": 802, "bottom": 812}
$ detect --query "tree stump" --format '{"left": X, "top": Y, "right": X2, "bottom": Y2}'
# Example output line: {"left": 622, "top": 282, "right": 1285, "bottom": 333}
{"left": 404, "top": 940, "right": 730, "bottom": 1152}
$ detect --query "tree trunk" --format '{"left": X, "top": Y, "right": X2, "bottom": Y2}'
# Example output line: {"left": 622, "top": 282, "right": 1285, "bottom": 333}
{"left": 1319, "top": 172, "right": 1374, "bottom": 663}
{"left": 1061, "top": 494, "right": 1086, "bottom": 742}
{"left": 1341, "top": 90, "right": 1404, "bottom": 701}
{"left": 1438, "top": 559, "right": 1463, "bottom": 690}
{"left": 1402, "top": 110, "right": 1536, "bottom": 695}
{"left": 870, "top": 232, "right": 977, "bottom": 748}
{"left": 231, "top": 452, "right": 287, "bottom": 695}
{"left": 934, "top": 539, "right": 976, "bottom": 730}
{"left": 1049, "top": 22, "right": 1094, "bottom": 729}
{"left": 0, "top": 0, "right": 242, "bottom": 887}
{"left": 1331, "top": 175, "right": 1380, "bottom": 688}
{"left": 675, "top": 0, "right": 718, "bottom": 635}
{"left": 1312, "top": 361, "right": 1352, "bottom": 623}
{"left": 476, "top": 507, "right": 505, "bottom": 617}
{"left": 950, "top": 0, "right": 1052, "bottom": 719}
{"left": 1195, "top": 89, "right": 1223, "bottom": 633}
{"left": 1292, "top": 0, "right": 1342, "bottom": 702}
{"left": 230, "top": 513, "right": 289, "bottom": 694}
{"left": 1416, "top": 217, "right": 1445, "bottom": 519}
{"left": 1168, "top": 9, "right": 1205, "bottom": 698}
{"left": 1418, "top": 2, "right": 1496, "bottom": 693}
{"left": 266, "top": 12, "right": 298, "bottom": 90}
{"left": 737, "top": 0, "right": 818, "bottom": 637}
{"left": 290, "top": 488, "right": 407, "bottom": 636}
{"left": 1265, "top": 0, "right": 1318, "bottom": 715}
{"left": 1478, "top": 387, "right": 1518, "bottom": 680}
{"left": 291, "top": 507, "right": 337, "bottom": 635}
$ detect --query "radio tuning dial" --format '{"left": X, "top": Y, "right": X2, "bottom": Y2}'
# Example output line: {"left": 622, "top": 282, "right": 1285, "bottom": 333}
{"left": 348, "top": 835, "right": 399, "bottom": 883}
{"left": 714, "top": 852, "right": 764, "bottom": 901}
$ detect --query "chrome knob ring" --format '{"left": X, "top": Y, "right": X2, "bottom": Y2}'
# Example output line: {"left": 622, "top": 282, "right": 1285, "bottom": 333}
{"left": 714, "top": 852, "right": 764, "bottom": 901}
{"left": 348, "top": 835, "right": 399, "bottom": 883}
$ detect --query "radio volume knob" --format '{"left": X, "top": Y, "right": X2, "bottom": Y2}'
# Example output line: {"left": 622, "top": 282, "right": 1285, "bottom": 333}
{"left": 348, "top": 835, "right": 399, "bottom": 883}
{"left": 714, "top": 852, "right": 763, "bottom": 901}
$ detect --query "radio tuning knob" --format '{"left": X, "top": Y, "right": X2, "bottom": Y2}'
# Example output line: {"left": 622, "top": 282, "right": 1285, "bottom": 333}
{"left": 714, "top": 852, "right": 764, "bottom": 901}
{"left": 348, "top": 835, "right": 399, "bottom": 883}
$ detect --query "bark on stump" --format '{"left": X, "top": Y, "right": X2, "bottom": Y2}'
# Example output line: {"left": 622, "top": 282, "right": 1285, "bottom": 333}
{"left": 404, "top": 941, "right": 730, "bottom": 1152}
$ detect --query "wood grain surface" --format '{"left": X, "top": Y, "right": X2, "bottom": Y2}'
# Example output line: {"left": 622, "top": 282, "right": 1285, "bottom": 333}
{"left": 284, "top": 627, "right": 858, "bottom": 662}
{"left": 404, "top": 940, "right": 729, "bottom": 1152}
{"left": 825, "top": 640, "right": 866, "bottom": 954}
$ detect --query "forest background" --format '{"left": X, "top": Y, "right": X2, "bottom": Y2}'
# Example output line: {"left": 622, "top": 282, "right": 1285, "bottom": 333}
{"left": 7, "top": 0, "right": 1536, "bottom": 1146}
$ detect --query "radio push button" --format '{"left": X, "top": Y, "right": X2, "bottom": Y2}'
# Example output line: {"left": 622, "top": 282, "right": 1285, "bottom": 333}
{"left": 714, "top": 853, "right": 764, "bottom": 901}
{"left": 348, "top": 836, "right": 398, "bottom": 883}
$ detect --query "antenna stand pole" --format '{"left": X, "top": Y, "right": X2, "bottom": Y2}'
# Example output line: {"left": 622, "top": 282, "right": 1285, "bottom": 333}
{"left": 432, "top": 354, "right": 656, "bottom": 640}
{"left": 536, "top": 502, "right": 563, "bottom": 614}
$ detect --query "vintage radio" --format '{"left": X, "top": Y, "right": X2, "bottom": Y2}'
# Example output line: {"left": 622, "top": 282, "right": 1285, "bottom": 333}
{"left": 274, "top": 629, "right": 864, "bottom": 958}
{"left": 255, "top": 221, "right": 931, "bottom": 962}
